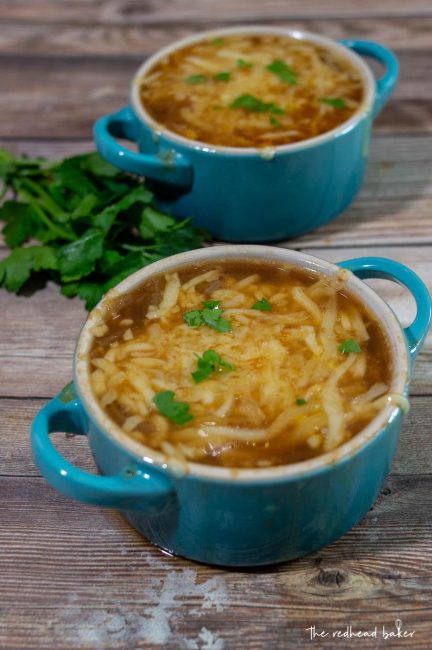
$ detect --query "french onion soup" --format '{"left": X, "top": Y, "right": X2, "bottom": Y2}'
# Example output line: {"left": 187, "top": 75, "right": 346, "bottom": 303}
{"left": 88, "top": 260, "right": 405, "bottom": 469}
{"left": 138, "top": 33, "right": 364, "bottom": 148}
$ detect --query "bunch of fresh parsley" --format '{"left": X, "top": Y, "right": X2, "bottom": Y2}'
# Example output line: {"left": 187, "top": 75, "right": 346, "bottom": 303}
{"left": 0, "top": 148, "right": 208, "bottom": 309}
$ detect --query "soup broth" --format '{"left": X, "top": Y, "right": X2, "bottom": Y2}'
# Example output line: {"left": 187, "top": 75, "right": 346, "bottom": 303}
{"left": 89, "top": 260, "right": 399, "bottom": 469}
{"left": 139, "top": 33, "right": 364, "bottom": 148}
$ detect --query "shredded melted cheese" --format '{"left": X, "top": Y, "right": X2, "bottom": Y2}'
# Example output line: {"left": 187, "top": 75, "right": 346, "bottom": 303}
{"left": 90, "top": 263, "right": 400, "bottom": 468}
{"left": 139, "top": 33, "right": 363, "bottom": 148}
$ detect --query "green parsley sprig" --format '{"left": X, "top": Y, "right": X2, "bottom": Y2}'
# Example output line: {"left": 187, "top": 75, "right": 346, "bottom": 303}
{"left": 192, "top": 349, "right": 235, "bottom": 383}
{"left": 252, "top": 297, "right": 272, "bottom": 311}
{"left": 185, "top": 74, "right": 207, "bottom": 84}
{"left": 339, "top": 339, "right": 361, "bottom": 354}
{"left": 230, "top": 94, "right": 285, "bottom": 115}
{"left": 0, "top": 149, "right": 208, "bottom": 309}
{"left": 237, "top": 58, "right": 253, "bottom": 69}
{"left": 266, "top": 59, "right": 297, "bottom": 85}
{"left": 153, "top": 391, "right": 193, "bottom": 425}
{"left": 320, "top": 97, "right": 347, "bottom": 109}
{"left": 183, "top": 300, "right": 232, "bottom": 333}
{"left": 213, "top": 71, "right": 231, "bottom": 82}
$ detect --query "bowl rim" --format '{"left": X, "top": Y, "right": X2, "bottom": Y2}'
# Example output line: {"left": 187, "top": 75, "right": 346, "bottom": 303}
{"left": 74, "top": 245, "right": 409, "bottom": 483}
{"left": 129, "top": 25, "right": 376, "bottom": 156}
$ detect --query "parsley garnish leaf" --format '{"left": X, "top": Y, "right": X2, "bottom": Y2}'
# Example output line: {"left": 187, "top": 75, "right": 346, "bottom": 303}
{"left": 214, "top": 71, "right": 231, "bottom": 82}
{"left": 138, "top": 206, "right": 176, "bottom": 239}
{"left": 252, "top": 297, "right": 272, "bottom": 311}
{"left": 153, "top": 391, "right": 193, "bottom": 425}
{"left": 230, "top": 94, "right": 285, "bottom": 115}
{"left": 192, "top": 349, "right": 235, "bottom": 383}
{"left": 183, "top": 309, "right": 205, "bottom": 327}
{"left": 268, "top": 104, "right": 285, "bottom": 115}
{"left": 0, "top": 245, "right": 57, "bottom": 292}
{"left": 183, "top": 301, "right": 232, "bottom": 332}
{"left": 339, "top": 339, "right": 361, "bottom": 354}
{"left": 296, "top": 398, "right": 307, "bottom": 406}
{"left": 57, "top": 228, "right": 105, "bottom": 281}
{"left": 237, "top": 58, "right": 253, "bottom": 69}
{"left": 230, "top": 94, "right": 266, "bottom": 112}
{"left": 202, "top": 307, "right": 232, "bottom": 332}
{"left": 266, "top": 59, "right": 297, "bottom": 85}
{"left": 0, "top": 201, "right": 36, "bottom": 248}
{"left": 320, "top": 97, "right": 347, "bottom": 109}
{"left": 202, "top": 299, "right": 220, "bottom": 309}
{"left": 185, "top": 74, "right": 207, "bottom": 85}
{"left": 0, "top": 149, "right": 208, "bottom": 309}
{"left": 270, "top": 116, "right": 282, "bottom": 127}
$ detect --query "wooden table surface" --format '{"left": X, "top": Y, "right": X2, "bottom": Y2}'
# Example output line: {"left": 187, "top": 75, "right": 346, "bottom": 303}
{"left": 1, "top": 2, "right": 431, "bottom": 649}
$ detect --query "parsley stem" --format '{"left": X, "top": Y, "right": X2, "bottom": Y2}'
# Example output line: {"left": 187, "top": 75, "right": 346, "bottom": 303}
{"left": 15, "top": 187, "right": 75, "bottom": 241}
{"left": 18, "top": 178, "right": 65, "bottom": 219}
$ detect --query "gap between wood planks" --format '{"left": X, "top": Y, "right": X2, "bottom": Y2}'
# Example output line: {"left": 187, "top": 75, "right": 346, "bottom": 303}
{"left": 0, "top": 16, "right": 432, "bottom": 53}
{"left": 1, "top": 0, "right": 432, "bottom": 25}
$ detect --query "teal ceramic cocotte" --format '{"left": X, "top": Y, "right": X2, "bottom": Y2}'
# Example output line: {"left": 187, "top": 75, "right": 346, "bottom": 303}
{"left": 31, "top": 247, "right": 431, "bottom": 567}
{"left": 94, "top": 27, "right": 399, "bottom": 242}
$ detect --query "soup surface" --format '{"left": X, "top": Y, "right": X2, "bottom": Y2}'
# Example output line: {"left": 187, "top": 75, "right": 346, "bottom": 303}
{"left": 88, "top": 260, "right": 398, "bottom": 469}
{"left": 139, "top": 33, "right": 364, "bottom": 148}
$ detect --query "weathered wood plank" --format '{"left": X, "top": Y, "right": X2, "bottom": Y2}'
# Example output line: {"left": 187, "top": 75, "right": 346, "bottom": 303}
{"left": 0, "top": 473, "right": 430, "bottom": 649}
{"left": 1, "top": 1, "right": 431, "bottom": 648}
{"left": 1, "top": 18, "right": 432, "bottom": 56}
{"left": 0, "top": 282, "right": 85, "bottom": 398}
{"left": 0, "top": 50, "right": 431, "bottom": 138}
{"left": 0, "top": 398, "right": 96, "bottom": 476}
{"left": 1, "top": 396, "right": 430, "bottom": 478}
{"left": 1, "top": 0, "right": 432, "bottom": 25}
{"left": 0, "top": 616, "right": 429, "bottom": 650}
{"left": 296, "top": 198, "right": 432, "bottom": 248}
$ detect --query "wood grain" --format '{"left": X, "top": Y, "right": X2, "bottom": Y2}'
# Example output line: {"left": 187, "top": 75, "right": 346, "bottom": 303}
{"left": 3, "top": 392, "right": 431, "bottom": 647}
{"left": 1, "top": 0, "right": 432, "bottom": 648}
{"left": 1, "top": 18, "right": 432, "bottom": 57}
{"left": 0, "top": 473, "right": 431, "bottom": 649}
{"left": 1, "top": 0, "right": 432, "bottom": 25}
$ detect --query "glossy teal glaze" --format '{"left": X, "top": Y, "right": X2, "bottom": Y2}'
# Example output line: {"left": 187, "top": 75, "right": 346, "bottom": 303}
{"left": 339, "top": 40, "right": 399, "bottom": 118}
{"left": 31, "top": 252, "right": 431, "bottom": 567}
{"left": 30, "top": 387, "right": 173, "bottom": 513}
{"left": 94, "top": 36, "right": 398, "bottom": 242}
{"left": 31, "top": 386, "right": 404, "bottom": 565}
{"left": 339, "top": 257, "right": 432, "bottom": 362}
